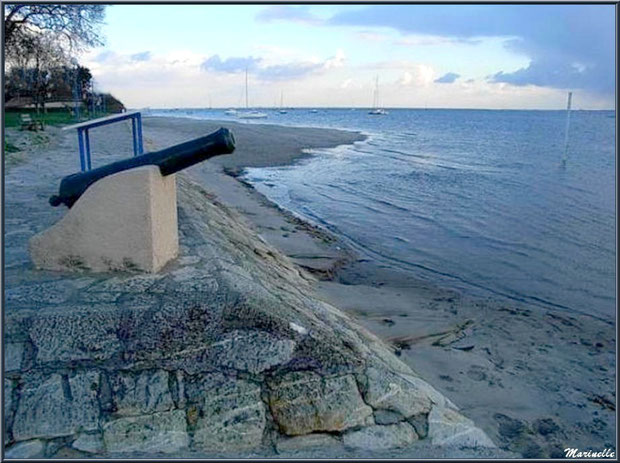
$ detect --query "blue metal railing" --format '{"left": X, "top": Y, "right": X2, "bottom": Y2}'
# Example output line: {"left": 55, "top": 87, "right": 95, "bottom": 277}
{"left": 63, "top": 111, "right": 144, "bottom": 172}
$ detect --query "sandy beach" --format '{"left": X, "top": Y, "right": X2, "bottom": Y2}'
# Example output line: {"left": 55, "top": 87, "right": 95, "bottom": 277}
{"left": 4, "top": 116, "right": 615, "bottom": 458}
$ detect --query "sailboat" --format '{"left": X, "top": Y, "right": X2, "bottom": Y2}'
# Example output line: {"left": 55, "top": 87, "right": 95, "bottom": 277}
{"left": 278, "top": 90, "right": 287, "bottom": 114}
{"left": 368, "top": 76, "right": 388, "bottom": 115}
{"left": 238, "top": 68, "right": 267, "bottom": 119}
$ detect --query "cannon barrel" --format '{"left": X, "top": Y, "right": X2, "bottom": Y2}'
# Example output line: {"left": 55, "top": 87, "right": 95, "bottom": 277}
{"left": 49, "top": 127, "right": 235, "bottom": 208}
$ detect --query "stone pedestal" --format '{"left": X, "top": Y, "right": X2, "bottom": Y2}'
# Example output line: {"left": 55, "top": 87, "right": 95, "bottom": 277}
{"left": 29, "top": 166, "right": 178, "bottom": 273}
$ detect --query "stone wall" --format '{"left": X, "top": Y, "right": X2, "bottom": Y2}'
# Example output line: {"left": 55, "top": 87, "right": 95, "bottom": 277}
{"left": 4, "top": 175, "right": 495, "bottom": 458}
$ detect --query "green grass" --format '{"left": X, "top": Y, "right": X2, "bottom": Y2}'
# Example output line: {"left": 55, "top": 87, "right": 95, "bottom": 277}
{"left": 4, "top": 139, "right": 20, "bottom": 153}
{"left": 3, "top": 108, "right": 120, "bottom": 167}
{"left": 4, "top": 135, "right": 23, "bottom": 166}
{"left": 3, "top": 109, "right": 114, "bottom": 128}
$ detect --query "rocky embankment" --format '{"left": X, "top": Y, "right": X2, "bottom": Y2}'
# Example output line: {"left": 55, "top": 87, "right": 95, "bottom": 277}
{"left": 5, "top": 174, "right": 498, "bottom": 458}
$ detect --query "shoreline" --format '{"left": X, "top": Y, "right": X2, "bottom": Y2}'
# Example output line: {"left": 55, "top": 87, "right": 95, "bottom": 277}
{"left": 142, "top": 116, "right": 365, "bottom": 278}
{"left": 139, "top": 116, "right": 615, "bottom": 458}
{"left": 144, "top": 115, "right": 368, "bottom": 168}
{"left": 147, "top": 115, "right": 615, "bottom": 323}
{"left": 5, "top": 117, "right": 615, "bottom": 458}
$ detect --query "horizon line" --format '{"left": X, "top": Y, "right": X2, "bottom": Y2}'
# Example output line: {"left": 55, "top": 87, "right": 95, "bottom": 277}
{"left": 134, "top": 106, "right": 616, "bottom": 112}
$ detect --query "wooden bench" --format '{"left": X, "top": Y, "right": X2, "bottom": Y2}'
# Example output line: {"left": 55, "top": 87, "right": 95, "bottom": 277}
{"left": 20, "top": 113, "right": 44, "bottom": 131}
{"left": 62, "top": 111, "right": 144, "bottom": 172}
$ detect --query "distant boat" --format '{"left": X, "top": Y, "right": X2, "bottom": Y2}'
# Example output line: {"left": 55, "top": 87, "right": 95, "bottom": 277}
{"left": 224, "top": 108, "right": 237, "bottom": 115}
{"left": 310, "top": 109, "right": 318, "bottom": 113}
{"left": 238, "top": 111, "right": 268, "bottom": 119}
{"left": 368, "top": 76, "right": 388, "bottom": 115}
{"left": 238, "top": 68, "right": 267, "bottom": 119}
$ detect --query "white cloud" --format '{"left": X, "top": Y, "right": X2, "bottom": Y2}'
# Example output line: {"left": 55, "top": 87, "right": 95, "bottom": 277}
{"left": 80, "top": 47, "right": 351, "bottom": 107}
{"left": 80, "top": 49, "right": 214, "bottom": 107}
{"left": 201, "top": 55, "right": 261, "bottom": 73}
{"left": 398, "top": 72, "right": 413, "bottom": 86}
{"left": 199, "top": 50, "right": 346, "bottom": 82}
{"left": 252, "top": 44, "right": 307, "bottom": 64}
{"left": 323, "top": 49, "right": 346, "bottom": 69}
{"left": 340, "top": 78, "right": 353, "bottom": 89}
{"left": 398, "top": 64, "right": 435, "bottom": 86}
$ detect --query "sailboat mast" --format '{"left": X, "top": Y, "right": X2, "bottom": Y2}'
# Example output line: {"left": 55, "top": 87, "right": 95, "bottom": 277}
{"left": 245, "top": 67, "right": 249, "bottom": 109}
{"left": 372, "top": 76, "right": 379, "bottom": 109}
{"left": 562, "top": 91, "right": 573, "bottom": 166}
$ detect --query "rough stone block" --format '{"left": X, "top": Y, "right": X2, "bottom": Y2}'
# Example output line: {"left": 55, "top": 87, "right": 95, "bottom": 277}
{"left": 72, "top": 433, "right": 104, "bottom": 453}
{"left": 88, "top": 274, "right": 162, "bottom": 293}
{"left": 361, "top": 367, "right": 433, "bottom": 418}
{"left": 4, "top": 439, "right": 46, "bottom": 458}
{"left": 28, "top": 304, "right": 120, "bottom": 363}
{"left": 428, "top": 405, "right": 496, "bottom": 447}
{"left": 210, "top": 329, "right": 296, "bottom": 374}
{"left": 29, "top": 166, "right": 178, "bottom": 273}
{"left": 343, "top": 423, "right": 418, "bottom": 450}
{"left": 12, "top": 371, "right": 100, "bottom": 441}
{"left": 5, "top": 378, "right": 15, "bottom": 442}
{"left": 5, "top": 378, "right": 15, "bottom": 415}
{"left": 50, "top": 447, "right": 90, "bottom": 459}
{"left": 117, "top": 294, "right": 224, "bottom": 364}
{"left": 268, "top": 372, "right": 373, "bottom": 435}
{"left": 163, "top": 266, "right": 220, "bottom": 293}
{"left": 407, "top": 413, "right": 429, "bottom": 439}
{"left": 276, "top": 433, "right": 340, "bottom": 453}
{"left": 5, "top": 342, "right": 24, "bottom": 372}
{"left": 192, "top": 373, "right": 266, "bottom": 451}
{"left": 374, "top": 409, "right": 404, "bottom": 425}
{"left": 5, "top": 280, "right": 76, "bottom": 306}
{"left": 103, "top": 410, "right": 188, "bottom": 454}
{"left": 109, "top": 370, "right": 173, "bottom": 416}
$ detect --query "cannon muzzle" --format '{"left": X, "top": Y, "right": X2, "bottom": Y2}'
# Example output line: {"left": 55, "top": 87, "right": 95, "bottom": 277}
{"left": 50, "top": 127, "right": 235, "bottom": 208}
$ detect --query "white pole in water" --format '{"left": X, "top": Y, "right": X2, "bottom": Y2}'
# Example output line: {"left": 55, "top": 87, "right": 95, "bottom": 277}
{"left": 562, "top": 91, "right": 573, "bottom": 166}
{"left": 245, "top": 67, "right": 249, "bottom": 109}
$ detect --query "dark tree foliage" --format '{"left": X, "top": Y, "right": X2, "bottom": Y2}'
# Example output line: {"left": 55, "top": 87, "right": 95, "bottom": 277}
{"left": 4, "top": 4, "right": 105, "bottom": 52}
{"left": 101, "top": 93, "right": 125, "bottom": 112}
{"left": 6, "top": 63, "right": 92, "bottom": 101}
{"left": 5, "top": 31, "right": 68, "bottom": 113}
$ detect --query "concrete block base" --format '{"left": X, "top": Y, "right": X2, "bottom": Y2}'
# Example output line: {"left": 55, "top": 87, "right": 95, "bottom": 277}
{"left": 29, "top": 166, "right": 179, "bottom": 273}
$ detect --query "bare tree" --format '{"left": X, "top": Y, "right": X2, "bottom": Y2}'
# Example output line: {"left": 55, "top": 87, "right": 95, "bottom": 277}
{"left": 4, "top": 4, "right": 105, "bottom": 113}
{"left": 7, "top": 31, "right": 68, "bottom": 114}
{"left": 4, "top": 4, "right": 105, "bottom": 53}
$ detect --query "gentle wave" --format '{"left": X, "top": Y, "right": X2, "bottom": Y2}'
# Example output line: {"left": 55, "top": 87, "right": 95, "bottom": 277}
{"left": 159, "top": 108, "right": 616, "bottom": 319}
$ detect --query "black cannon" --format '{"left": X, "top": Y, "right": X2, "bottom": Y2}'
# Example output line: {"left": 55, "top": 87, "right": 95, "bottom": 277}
{"left": 50, "top": 127, "right": 235, "bottom": 208}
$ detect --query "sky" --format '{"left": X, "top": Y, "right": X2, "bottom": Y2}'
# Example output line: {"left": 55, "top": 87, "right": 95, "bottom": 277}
{"left": 80, "top": 4, "right": 616, "bottom": 110}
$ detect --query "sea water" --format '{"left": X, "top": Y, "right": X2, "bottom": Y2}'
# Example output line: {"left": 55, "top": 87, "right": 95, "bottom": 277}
{"left": 153, "top": 108, "right": 616, "bottom": 319}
